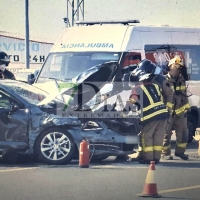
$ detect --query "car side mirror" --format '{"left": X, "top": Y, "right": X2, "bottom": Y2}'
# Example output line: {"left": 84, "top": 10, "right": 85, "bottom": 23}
{"left": 10, "top": 104, "right": 19, "bottom": 113}
{"left": 28, "top": 74, "right": 35, "bottom": 85}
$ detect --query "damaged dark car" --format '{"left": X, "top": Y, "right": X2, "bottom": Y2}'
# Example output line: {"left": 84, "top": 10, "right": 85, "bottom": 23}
{"left": 0, "top": 62, "right": 139, "bottom": 165}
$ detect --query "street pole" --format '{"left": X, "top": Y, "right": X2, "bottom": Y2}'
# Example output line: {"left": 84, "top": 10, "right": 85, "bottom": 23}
{"left": 66, "top": 0, "right": 69, "bottom": 28}
{"left": 25, "top": 0, "right": 30, "bottom": 69}
{"left": 77, "top": 0, "right": 79, "bottom": 21}
{"left": 72, "top": 0, "right": 74, "bottom": 26}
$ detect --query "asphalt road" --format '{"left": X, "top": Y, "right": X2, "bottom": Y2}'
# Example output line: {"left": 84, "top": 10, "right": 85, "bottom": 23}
{"left": 0, "top": 141, "right": 200, "bottom": 200}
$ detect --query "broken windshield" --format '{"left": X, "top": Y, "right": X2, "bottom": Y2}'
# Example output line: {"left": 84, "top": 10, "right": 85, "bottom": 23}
{"left": 36, "top": 52, "right": 121, "bottom": 83}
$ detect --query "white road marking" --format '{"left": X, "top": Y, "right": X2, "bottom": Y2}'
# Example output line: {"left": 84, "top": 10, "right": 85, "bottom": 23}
{"left": 159, "top": 185, "right": 200, "bottom": 194}
{"left": 91, "top": 163, "right": 148, "bottom": 169}
{"left": 137, "top": 185, "right": 200, "bottom": 196}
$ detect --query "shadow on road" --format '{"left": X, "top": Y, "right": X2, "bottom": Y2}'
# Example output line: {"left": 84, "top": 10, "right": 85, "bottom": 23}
{"left": 0, "top": 157, "right": 200, "bottom": 169}
{"left": 0, "top": 155, "right": 40, "bottom": 168}
{"left": 159, "top": 160, "right": 200, "bottom": 168}
{"left": 0, "top": 140, "right": 199, "bottom": 168}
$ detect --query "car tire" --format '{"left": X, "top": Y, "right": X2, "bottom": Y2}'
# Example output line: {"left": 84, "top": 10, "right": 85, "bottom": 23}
{"left": 35, "top": 127, "right": 76, "bottom": 165}
{"left": 187, "top": 114, "right": 196, "bottom": 143}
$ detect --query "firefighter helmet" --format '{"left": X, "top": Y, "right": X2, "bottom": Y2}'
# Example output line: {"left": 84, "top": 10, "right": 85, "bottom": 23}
{"left": 137, "top": 71, "right": 152, "bottom": 81}
{"left": 130, "top": 68, "right": 150, "bottom": 82}
{"left": 137, "top": 59, "right": 157, "bottom": 74}
{"left": 134, "top": 59, "right": 158, "bottom": 81}
{"left": 0, "top": 51, "right": 10, "bottom": 66}
{"left": 168, "top": 56, "right": 184, "bottom": 68}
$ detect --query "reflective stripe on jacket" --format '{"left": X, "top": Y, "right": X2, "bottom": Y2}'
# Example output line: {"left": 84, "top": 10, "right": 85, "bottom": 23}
{"left": 166, "top": 74, "right": 190, "bottom": 116}
{"left": 152, "top": 74, "right": 174, "bottom": 110}
{"left": 129, "top": 82, "right": 169, "bottom": 126}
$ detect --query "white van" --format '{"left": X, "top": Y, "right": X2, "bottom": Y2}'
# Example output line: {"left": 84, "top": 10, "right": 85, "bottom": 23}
{"left": 34, "top": 20, "right": 200, "bottom": 142}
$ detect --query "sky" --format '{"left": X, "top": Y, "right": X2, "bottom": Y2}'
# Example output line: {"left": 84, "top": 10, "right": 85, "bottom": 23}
{"left": 0, "top": 0, "right": 200, "bottom": 42}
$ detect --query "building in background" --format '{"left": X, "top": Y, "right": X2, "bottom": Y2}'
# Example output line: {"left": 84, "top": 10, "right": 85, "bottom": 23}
{"left": 0, "top": 31, "right": 54, "bottom": 74}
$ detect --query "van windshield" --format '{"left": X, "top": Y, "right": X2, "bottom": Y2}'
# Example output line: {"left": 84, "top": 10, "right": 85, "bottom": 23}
{"left": 37, "top": 52, "right": 121, "bottom": 83}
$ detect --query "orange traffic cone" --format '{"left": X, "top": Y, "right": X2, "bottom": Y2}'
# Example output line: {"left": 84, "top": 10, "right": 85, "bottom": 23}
{"left": 139, "top": 161, "right": 161, "bottom": 198}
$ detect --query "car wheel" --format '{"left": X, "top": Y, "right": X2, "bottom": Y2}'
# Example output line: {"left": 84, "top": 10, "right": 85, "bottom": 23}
{"left": 35, "top": 127, "right": 76, "bottom": 165}
{"left": 187, "top": 114, "right": 196, "bottom": 143}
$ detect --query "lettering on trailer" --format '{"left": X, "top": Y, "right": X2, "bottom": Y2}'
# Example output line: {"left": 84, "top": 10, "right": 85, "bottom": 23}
{"left": 61, "top": 43, "right": 114, "bottom": 49}
{"left": 146, "top": 51, "right": 185, "bottom": 65}
{"left": 0, "top": 42, "right": 40, "bottom": 52}
{"left": 146, "top": 51, "right": 186, "bottom": 72}
{"left": 145, "top": 51, "right": 198, "bottom": 76}
{"left": 7, "top": 55, "right": 46, "bottom": 63}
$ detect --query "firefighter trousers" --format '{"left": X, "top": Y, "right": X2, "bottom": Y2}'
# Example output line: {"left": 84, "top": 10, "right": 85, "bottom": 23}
{"left": 139, "top": 119, "right": 168, "bottom": 161}
{"left": 162, "top": 113, "right": 188, "bottom": 156}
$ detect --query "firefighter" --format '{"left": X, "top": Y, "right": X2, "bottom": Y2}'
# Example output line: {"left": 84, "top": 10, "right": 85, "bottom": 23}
{"left": 0, "top": 51, "right": 15, "bottom": 80}
{"left": 129, "top": 60, "right": 174, "bottom": 161}
{"left": 161, "top": 56, "right": 190, "bottom": 160}
{"left": 123, "top": 65, "right": 170, "bottom": 164}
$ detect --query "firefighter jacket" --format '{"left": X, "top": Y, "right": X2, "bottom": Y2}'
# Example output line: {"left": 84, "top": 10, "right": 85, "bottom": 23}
{"left": 128, "top": 82, "right": 170, "bottom": 126}
{"left": 1, "top": 69, "right": 15, "bottom": 80}
{"left": 166, "top": 73, "right": 190, "bottom": 116}
{"left": 151, "top": 74, "right": 174, "bottom": 111}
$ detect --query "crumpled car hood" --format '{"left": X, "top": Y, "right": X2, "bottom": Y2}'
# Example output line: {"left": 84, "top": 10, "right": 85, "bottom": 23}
{"left": 37, "top": 61, "right": 120, "bottom": 107}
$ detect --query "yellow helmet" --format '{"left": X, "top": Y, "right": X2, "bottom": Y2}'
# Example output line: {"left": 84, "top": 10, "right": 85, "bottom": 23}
{"left": 168, "top": 56, "right": 184, "bottom": 68}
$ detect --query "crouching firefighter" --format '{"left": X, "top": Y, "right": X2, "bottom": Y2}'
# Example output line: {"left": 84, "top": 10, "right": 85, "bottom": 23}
{"left": 129, "top": 60, "right": 174, "bottom": 161}
{"left": 123, "top": 66, "right": 170, "bottom": 164}
{"left": 161, "top": 56, "right": 190, "bottom": 160}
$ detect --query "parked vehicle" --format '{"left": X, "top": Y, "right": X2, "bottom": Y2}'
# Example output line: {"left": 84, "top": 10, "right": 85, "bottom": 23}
{"left": 0, "top": 62, "right": 139, "bottom": 165}
{"left": 33, "top": 20, "right": 200, "bottom": 143}
{"left": 15, "top": 69, "right": 39, "bottom": 84}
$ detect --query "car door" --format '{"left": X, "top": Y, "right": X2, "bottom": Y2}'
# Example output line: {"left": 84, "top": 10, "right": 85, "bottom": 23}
{"left": 0, "top": 89, "right": 29, "bottom": 149}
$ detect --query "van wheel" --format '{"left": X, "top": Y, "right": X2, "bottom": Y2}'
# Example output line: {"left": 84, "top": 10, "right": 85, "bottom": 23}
{"left": 187, "top": 114, "right": 196, "bottom": 143}
{"left": 35, "top": 127, "right": 76, "bottom": 165}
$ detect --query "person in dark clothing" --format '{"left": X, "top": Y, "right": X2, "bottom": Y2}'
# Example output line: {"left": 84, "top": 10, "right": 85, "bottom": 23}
{"left": 0, "top": 51, "right": 15, "bottom": 80}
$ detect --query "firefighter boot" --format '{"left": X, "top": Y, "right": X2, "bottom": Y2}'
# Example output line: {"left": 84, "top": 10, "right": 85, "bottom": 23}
{"left": 128, "top": 151, "right": 143, "bottom": 161}
{"left": 154, "top": 159, "right": 160, "bottom": 164}
{"left": 175, "top": 153, "right": 189, "bottom": 160}
{"left": 139, "top": 159, "right": 160, "bottom": 164}
{"left": 162, "top": 130, "right": 174, "bottom": 160}
{"left": 161, "top": 154, "right": 173, "bottom": 160}
{"left": 139, "top": 160, "right": 150, "bottom": 164}
{"left": 129, "top": 134, "right": 144, "bottom": 161}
